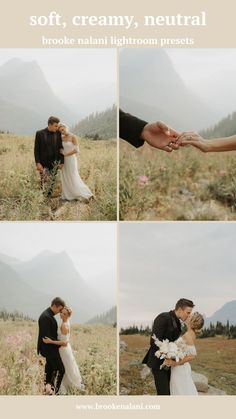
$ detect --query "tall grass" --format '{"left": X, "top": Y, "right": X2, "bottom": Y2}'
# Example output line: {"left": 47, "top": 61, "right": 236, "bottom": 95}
{"left": 120, "top": 140, "right": 236, "bottom": 220}
{"left": 0, "top": 134, "right": 117, "bottom": 221}
{"left": 0, "top": 320, "right": 117, "bottom": 395}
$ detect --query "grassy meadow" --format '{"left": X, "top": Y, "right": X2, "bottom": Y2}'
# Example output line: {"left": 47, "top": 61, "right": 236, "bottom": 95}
{"left": 120, "top": 140, "right": 236, "bottom": 220}
{"left": 0, "top": 134, "right": 117, "bottom": 221}
{"left": 120, "top": 334, "right": 236, "bottom": 395}
{"left": 0, "top": 320, "right": 117, "bottom": 395}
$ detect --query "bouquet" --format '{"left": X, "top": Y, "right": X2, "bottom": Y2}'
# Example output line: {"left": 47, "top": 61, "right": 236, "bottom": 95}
{"left": 152, "top": 335, "right": 187, "bottom": 369}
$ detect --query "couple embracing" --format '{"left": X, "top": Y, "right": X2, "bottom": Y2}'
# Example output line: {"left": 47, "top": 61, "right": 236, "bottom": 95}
{"left": 34, "top": 116, "right": 93, "bottom": 200}
{"left": 37, "top": 297, "right": 85, "bottom": 395}
{"left": 143, "top": 298, "right": 204, "bottom": 395}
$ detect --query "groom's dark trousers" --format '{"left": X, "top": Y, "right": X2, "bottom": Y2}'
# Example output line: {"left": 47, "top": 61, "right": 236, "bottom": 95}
{"left": 142, "top": 311, "right": 181, "bottom": 395}
{"left": 34, "top": 128, "right": 64, "bottom": 196}
{"left": 37, "top": 307, "right": 65, "bottom": 394}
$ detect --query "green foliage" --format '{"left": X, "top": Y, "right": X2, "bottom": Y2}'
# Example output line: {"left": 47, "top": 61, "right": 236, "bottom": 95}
{"left": 200, "top": 321, "right": 236, "bottom": 339}
{"left": 73, "top": 105, "right": 116, "bottom": 140}
{"left": 200, "top": 111, "right": 236, "bottom": 138}
{"left": 0, "top": 309, "right": 35, "bottom": 322}
{"left": 120, "top": 325, "right": 151, "bottom": 336}
{"left": 87, "top": 306, "right": 117, "bottom": 325}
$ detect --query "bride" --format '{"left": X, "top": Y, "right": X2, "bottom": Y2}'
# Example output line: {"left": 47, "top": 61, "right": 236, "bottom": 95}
{"left": 58, "top": 123, "right": 93, "bottom": 201}
{"left": 44, "top": 306, "right": 85, "bottom": 394}
{"left": 165, "top": 312, "right": 204, "bottom": 395}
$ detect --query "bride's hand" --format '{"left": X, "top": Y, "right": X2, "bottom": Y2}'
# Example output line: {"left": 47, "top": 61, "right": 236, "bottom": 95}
{"left": 177, "top": 132, "right": 209, "bottom": 152}
{"left": 164, "top": 358, "right": 176, "bottom": 367}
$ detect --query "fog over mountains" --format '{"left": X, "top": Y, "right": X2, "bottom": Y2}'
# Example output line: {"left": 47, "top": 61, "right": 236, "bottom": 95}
{"left": 0, "top": 251, "right": 114, "bottom": 323}
{"left": 120, "top": 49, "right": 223, "bottom": 132}
{"left": 0, "top": 57, "right": 115, "bottom": 135}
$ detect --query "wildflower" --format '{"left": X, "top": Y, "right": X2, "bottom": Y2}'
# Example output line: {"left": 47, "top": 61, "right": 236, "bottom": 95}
{"left": 138, "top": 175, "right": 149, "bottom": 186}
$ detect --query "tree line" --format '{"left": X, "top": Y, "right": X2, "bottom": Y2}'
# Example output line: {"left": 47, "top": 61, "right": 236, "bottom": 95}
{"left": 0, "top": 309, "right": 35, "bottom": 322}
{"left": 72, "top": 105, "right": 116, "bottom": 140}
{"left": 120, "top": 321, "right": 236, "bottom": 339}
{"left": 200, "top": 111, "right": 236, "bottom": 139}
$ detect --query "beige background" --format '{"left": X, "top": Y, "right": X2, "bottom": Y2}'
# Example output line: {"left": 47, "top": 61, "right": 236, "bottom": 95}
{"left": 1, "top": 0, "right": 236, "bottom": 47}
{"left": 1, "top": 0, "right": 236, "bottom": 417}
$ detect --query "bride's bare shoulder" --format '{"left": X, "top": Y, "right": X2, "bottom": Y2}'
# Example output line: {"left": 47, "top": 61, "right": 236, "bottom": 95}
{"left": 182, "top": 331, "right": 195, "bottom": 346}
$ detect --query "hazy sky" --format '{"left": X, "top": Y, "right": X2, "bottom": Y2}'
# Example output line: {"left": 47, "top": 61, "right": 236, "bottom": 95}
{"left": 0, "top": 222, "right": 116, "bottom": 283}
{"left": 0, "top": 48, "right": 116, "bottom": 92}
{"left": 166, "top": 49, "right": 236, "bottom": 84}
{"left": 166, "top": 48, "right": 236, "bottom": 116}
{"left": 119, "top": 222, "right": 236, "bottom": 327}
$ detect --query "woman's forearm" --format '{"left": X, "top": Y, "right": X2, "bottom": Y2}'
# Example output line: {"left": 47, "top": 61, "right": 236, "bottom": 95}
{"left": 176, "top": 355, "right": 195, "bottom": 365}
{"left": 65, "top": 149, "right": 78, "bottom": 157}
{"left": 205, "top": 135, "right": 236, "bottom": 152}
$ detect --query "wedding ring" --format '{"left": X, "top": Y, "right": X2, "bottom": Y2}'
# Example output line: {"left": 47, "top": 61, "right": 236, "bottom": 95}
{"left": 188, "top": 136, "right": 192, "bottom": 140}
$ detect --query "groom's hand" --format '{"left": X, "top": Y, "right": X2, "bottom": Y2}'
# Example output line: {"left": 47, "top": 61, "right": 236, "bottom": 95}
{"left": 61, "top": 341, "right": 68, "bottom": 346}
{"left": 140, "top": 121, "right": 180, "bottom": 152}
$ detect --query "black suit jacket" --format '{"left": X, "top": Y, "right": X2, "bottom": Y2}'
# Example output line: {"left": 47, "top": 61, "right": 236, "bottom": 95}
{"left": 34, "top": 128, "right": 64, "bottom": 169}
{"left": 142, "top": 311, "right": 182, "bottom": 369}
{"left": 37, "top": 307, "right": 59, "bottom": 357}
{"left": 119, "top": 109, "right": 147, "bottom": 148}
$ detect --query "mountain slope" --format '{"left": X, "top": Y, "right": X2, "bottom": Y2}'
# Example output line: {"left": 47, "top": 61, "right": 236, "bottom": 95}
{"left": 0, "top": 260, "right": 51, "bottom": 319}
{"left": 87, "top": 306, "right": 117, "bottom": 324}
{"left": 73, "top": 105, "right": 116, "bottom": 139}
{"left": 0, "top": 58, "right": 77, "bottom": 134}
{"left": 205, "top": 300, "right": 236, "bottom": 326}
{"left": 8, "top": 251, "right": 109, "bottom": 323}
{"left": 120, "top": 49, "right": 219, "bottom": 131}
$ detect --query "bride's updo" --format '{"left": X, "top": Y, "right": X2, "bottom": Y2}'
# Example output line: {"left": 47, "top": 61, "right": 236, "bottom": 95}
{"left": 190, "top": 312, "right": 204, "bottom": 335}
{"left": 64, "top": 306, "right": 72, "bottom": 317}
{"left": 58, "top": 123, "right": 69, "bottom": 134}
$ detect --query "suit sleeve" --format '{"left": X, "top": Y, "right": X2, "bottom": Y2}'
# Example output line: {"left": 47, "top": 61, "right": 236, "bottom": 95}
{"left": 119, "top": 109, "right": 147, "bottom": 148}
{"left": 34, "top": 131, "right": 41, "bottom": 164}
{"left": 39, "top": 316, "right": 53, "bottom": 339}
{"left": 151, "top": 314, "right": 169, "bottom": 342}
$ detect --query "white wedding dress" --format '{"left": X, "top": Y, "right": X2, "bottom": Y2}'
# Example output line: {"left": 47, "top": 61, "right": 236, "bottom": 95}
{"left": 170, "top": 337, "right": 198, "bottom": 395}
{"left": 58, "top": 321, "right": 84, "bottom": 394}
{"left": 61, "top": 139, "right": 93, "bottom": 201}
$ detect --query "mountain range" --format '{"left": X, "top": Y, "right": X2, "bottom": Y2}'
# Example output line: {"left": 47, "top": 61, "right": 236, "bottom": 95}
{"left": 0, "top": 58, "right": 77, "bottom": 134}
{"left": 205, "top": 300, "right": 236, "bottom": 327}
{"left": 120, "top": 49, "right": 220, "bottom": 132}
{"left": 0, "top": 251, "right": 114, "bottom": 323}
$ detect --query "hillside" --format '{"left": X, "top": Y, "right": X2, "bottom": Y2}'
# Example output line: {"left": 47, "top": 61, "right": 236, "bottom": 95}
{"left": 0, "top": 58, "right": 77, "bottom": 134}
{"left": 120, "top": 49, "right": 218, "bottom": 131}
{"left": 73, "top": 105, "right": 116, "bottom": 140}
{"left": 200, "top": 111, "right": 236, "bottom": 138}
{"left": 0, "top": 251, "right": 112, "bottom": 323}
{"left": 205, "top": 300, "right": 236, "bottom": 327}
{"left": 87, "top": 306, "right": 117, "bottom": 324}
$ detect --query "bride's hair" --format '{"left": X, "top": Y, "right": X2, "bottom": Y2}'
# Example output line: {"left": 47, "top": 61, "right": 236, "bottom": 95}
{"left": 64, "top": 306, "right": 72, "bottom": 317}
{"left": 58, "top": 123, "right": 69, "bottom": 133}
{"left": 190, "top": 312, "right": 204, "bottom": 335}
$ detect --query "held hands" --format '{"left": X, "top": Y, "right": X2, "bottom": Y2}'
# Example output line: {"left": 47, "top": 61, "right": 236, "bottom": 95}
{"left": 163, "top": 358, "right": 177, "bottom": 367}
{"left": 177, "top": 132, "right": 208, "bottom": 152}
{"left": 140, "top": 120, "right": 209, "bottom": 153}
{"left": 141, "top": 121, "right": 180, "bottom": 152}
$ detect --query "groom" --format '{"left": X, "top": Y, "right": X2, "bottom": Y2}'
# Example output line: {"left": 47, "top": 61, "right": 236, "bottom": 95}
{"left": 37, "top": 297, "right": 66, "bottom": 395}
{"left": 142, "top": 298, "right": 195, "bottom": 395}
{"left": 34, "top": 116, "right": 64, "bottom": 196}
